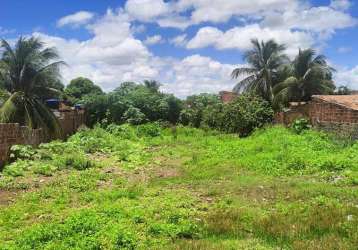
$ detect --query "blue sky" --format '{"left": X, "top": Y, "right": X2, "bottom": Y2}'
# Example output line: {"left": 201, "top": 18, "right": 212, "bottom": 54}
{"left": 1, "top": 0, "right": 358, "bottom": 97}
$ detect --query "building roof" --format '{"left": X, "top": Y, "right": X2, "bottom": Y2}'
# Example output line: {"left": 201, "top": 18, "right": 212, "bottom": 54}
{"left": 312, "top": 95, "right": 358, "bottom": 111}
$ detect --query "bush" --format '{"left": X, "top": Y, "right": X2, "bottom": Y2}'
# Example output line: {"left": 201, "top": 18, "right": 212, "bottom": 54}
{"left": 291, "top": 118, "right": 311, "bottom": 134}
{"left": 106, "top": 124, "right": 137, "bottom": 140}
{"left": 179, "top": 94, "right": 221, "bottom": 127}
{"left": 54, "top": 153, "right": 94, "bottom": 171}
{"left": 197, "top": 94, "right": 273, "bottom": 137}
{"left": 123, "top": 106, "right": 147, "bottom": 125}
{"left": 219, "top": 94, "right": 273, "bottom": 136}
{"left": 136, "top": 123, "right": 161, "bottom": 137}
{"left": 9, "top": 145, "right": 36, "bottom": 161}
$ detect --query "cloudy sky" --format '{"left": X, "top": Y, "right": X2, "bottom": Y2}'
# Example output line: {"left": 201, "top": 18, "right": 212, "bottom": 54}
{"left": 1, "top": 0, "right": 358, "bottom": 97}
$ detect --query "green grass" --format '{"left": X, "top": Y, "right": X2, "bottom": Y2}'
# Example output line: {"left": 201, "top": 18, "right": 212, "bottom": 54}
{"left": 0, "top": 124, "right": 357, "bottom": 249}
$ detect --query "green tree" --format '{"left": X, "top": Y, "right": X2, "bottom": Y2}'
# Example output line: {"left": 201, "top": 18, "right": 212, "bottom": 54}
{"left": 273, "top": 49, "right": 335, "bottom": 106}
{"left": 0, "top": 37, "right": 64, "bottom": 136}
{"left": 143, "top": 80, "right": 161, "bottom": 92}
{"left": 232, "top": 39, "right": 288, "bottom": 102}
{"left": 336, "top": 85, "right": 351, "bottom": 95}
{"left": 65, "top": 77, "right": 103, "bottom": 101}
{"left": 180, "top": 94, "right": 221, "bottom": 127}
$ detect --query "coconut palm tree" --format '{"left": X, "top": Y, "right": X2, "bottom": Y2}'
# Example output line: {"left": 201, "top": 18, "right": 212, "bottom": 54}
{"left": 0, "top": 36, "right": 65, "bottom": 136}
{"left": 231, "top": 39, "right": 288, "bottom": 102}
{"left": 273, "top": 49, "right": 335, "bottom": 107}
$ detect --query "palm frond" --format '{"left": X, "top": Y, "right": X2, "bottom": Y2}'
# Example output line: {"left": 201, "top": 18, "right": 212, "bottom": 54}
{"left": 231, "top": 68, "right": 256, "bottom": 79}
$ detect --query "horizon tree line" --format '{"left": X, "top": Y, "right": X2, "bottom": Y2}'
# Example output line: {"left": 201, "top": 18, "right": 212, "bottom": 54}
{"left": 0, "top": 36, "right": 345, "bottom": 134}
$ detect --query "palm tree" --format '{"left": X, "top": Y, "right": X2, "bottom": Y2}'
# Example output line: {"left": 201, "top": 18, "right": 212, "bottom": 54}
{"left": 143, "top": 80, "right": 161, "bottom": 92}
{"left": 273, "top": 49, "right": 335, "bottom": 107}
{"left": 231, "top": 39, "right": 288, "bottom": 102}
{"left": 0, "top": 36, "right": 65, "bottom": 136}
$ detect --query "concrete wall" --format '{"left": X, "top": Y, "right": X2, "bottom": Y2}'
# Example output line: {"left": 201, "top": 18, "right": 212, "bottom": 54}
{"left": 0, "top": 109, "right": 85, "bottom": 166}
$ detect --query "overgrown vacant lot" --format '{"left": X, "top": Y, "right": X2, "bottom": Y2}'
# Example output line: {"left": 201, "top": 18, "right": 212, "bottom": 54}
{"left": 0, "top": 124, "right": 357, "bottom": 249}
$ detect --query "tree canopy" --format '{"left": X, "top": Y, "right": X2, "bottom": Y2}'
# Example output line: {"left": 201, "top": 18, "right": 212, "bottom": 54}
{"left": 65, "top": 77, "right": 103, "bottom": 101}
{"left": 0, "top": 36, "right": 64, "bottom": 136}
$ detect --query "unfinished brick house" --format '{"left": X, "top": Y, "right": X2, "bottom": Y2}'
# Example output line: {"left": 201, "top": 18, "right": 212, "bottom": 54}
{"left": 275, "top": 95, "right": 358, "bottom": 137}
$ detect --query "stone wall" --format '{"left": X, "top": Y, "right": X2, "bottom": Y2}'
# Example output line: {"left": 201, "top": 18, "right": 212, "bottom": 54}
{"left": 0, "top": 109, "right": 85, "bottom": 166}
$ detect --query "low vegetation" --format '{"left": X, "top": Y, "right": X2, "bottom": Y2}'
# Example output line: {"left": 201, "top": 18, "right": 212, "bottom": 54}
{"left": 0, "top": 124, "right": 357, "bottom": 249}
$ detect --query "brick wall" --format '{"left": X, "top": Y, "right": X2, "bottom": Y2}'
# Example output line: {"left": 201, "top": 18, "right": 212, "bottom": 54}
{"left": 274, "top": 103, "right": 310, "bottom": 125}
{"left": 0, "top": 110, "right": 85, "bottom": 166}
{"left": 309, "top": 99, "right": 358, "bottom": 139}
{"left": 57, "top": 110, "right": 85, "bottom": 137}
{"left": 219, "top": 91, "right": 238, "bottom": 103}
{"left": 309, "top": 99, "right": 358, "bottom": 125}
{"left": 0, "top": 124, "right": 44, "bottom": 165}
{"left": 274, "top": 98, "right": 358, "bottom": 138}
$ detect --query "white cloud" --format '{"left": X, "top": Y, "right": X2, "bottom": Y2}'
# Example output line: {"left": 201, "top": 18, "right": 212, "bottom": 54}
{"left": 335, "top": 66, "right": 358, "bottom": 89}
{"left": 38, "top": 8, "right": 156, "bottom": 91}
{"left": 169, "top": 34, "right": 188, "bottom": 47}
{"left": 161, "top": 55, "right": 239, "bottom": 97}
{"left": 337, "top": 47, "right": 352, "bottom": 53}
{"left": 57, "top": 11, "right": 95, "bottom": 27}
{"left": 179, "top": 0, "right": 297, "bottom": 24}
{"left": 330, "top": 0, "right": 351, "bottom": 10}
{"left": 0, "top": 27, "right": 15, "bottom": 35}
{"left": 144, "top": 35, "right": 164, "bottom": 45}
{"left": 131, "top": 24, "right": 146, "bottom": 34}
{"left": 262, "top": 6, "right": 356, "bottom": 33}
{"left": 8, "top": 1, "right": 355, "bottom": 98}
{"left": 125, "top": 0, "right": 171, "bottom": 21}
{"left": 187, "top": 25, "right": 314, "bottom": 56}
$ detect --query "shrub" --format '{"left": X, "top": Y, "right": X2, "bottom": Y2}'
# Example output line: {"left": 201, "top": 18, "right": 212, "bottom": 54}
{"left": 291, "top": 118, "right": 311, "bottom": 134}
{"left": 179, "top": 94, "right": 221, "bottom": 127}
{"left": 3, "top": 160, "right": 29, "bottom": 177}
{"left": 136, "top": 122, "right": 161, "bottom": 137}
{"left": 106, "top": 124, "right": 137, "bottom": 140}
{"left": 123, "top": 106, "right": 147, "bottom": 125}
{"left": 115, "top": 231, "right": 137, "bottom": 250}
{"left": 32, "top": 163, "right": 57, "bottom": 176}
{"left": 54, "top": 153, "right": 94, "bottom": 171}
{"left": 9, "top": 145, "right": 36, "bottom": 161}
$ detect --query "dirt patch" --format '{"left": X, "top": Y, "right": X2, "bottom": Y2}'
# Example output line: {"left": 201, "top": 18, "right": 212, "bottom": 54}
{"left": 156, "top": 167, "right": 181, "bottom": 178}
{"left": 0, "top": 190, "right": 18, "bottom": 206}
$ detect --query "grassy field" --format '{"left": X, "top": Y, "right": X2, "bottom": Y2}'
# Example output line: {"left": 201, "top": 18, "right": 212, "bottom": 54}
{"left": 0, "top": 124, "right": 357, "bottom": 249}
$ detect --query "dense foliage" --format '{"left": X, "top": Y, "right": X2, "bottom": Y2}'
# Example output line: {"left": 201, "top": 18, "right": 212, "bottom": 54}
{"left": 65, "top": 77, "right": 103, "bottom": 102}
{"left": 180, "top": 93, "right": 273, "bottom": 136}
{"left": 0, "top": 37, "right": 64, "bottom": 136}
{"left": 0, "top": 125, "right": 357, "bottom": 249}
{"left": 232, "top": 39, "right": 336, "bottom": 109}
{"left": 273, "top": 49, "right": 335, "bottom": 106}
{"left": 232, "top": 39, "right": 288, "bottom": 103}
{"left": 78, "top": 82, "right": 183, "bottom": 126}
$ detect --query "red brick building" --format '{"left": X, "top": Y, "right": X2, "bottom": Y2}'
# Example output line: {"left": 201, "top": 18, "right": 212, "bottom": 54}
{"left": 275, "top": 95, "right": 358, "bottom": 137}
{"left": 219, "top": 91, "right": 238, "bottom": 103}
